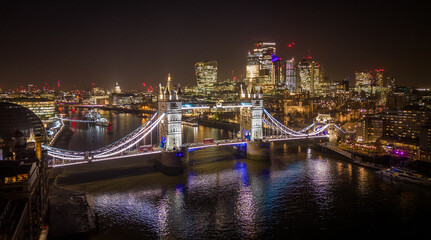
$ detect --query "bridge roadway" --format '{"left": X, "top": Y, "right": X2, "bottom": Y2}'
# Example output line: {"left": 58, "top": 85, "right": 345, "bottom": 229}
{"left": 49, "top": 135, "right": 329, "bottom": 168}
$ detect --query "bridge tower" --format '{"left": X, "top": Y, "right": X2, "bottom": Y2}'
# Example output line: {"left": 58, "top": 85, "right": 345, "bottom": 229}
{"left": 158, "top": 74, "right": 182, "bottom": 150}
{"left": 314, "top": 113, "right": 336, "bottom": 142}
{"left": 240, "top": 85, "right": 264, "bottom": 141}
{"left": 239, "top": 85, "right": 270, "bottom": 161}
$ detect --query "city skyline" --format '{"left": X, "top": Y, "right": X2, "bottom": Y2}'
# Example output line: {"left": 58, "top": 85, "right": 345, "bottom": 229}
{"left": 1, "top": 1, "right": 429, "bottom": 90}
{"left": 2, "top": 2, "right": 431, "bottom": 237}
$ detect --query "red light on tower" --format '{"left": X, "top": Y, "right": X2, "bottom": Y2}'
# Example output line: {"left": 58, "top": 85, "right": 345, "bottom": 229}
{"left": 143, "top": 83, "right": 146, "bottom": 87}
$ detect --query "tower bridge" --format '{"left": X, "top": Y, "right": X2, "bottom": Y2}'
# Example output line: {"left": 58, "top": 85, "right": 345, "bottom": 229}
{"left": 44, "top": 75, "right": 345, "bottom": 175}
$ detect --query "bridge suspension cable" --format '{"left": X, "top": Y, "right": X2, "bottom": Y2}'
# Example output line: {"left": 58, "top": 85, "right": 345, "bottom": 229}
{"left": 44, "top": 112, "right": 163, "bottom": 160}
{"left": 263, "top": 108, "right": 329, "bottom": 137}
{"left": 93, "top": 113, "right": 164, "bottom": 158}
{"left": 333, "top": 124, "right": 347, "bottom": 133}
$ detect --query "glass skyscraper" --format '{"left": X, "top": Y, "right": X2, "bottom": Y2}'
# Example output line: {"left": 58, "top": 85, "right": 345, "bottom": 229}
{"left": 195, "top": 60, "right": 218, "bottom": 96}
{"left": 246, "top": 42, "right": 276, "bottom": 92}
{"left": 285, "top": 57, "right": 297, "bottom": 93}
{"left": 298, "top": 56, "right": 321, "bottom": 96}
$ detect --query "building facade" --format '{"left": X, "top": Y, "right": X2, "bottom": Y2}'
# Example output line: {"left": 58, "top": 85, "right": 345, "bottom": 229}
{"left": 380, "top": 106, "right": 431, "bottom": 157}
{"left": 285, "top": 58, "right": 297, "bottom": 93}
{"left": 298, "top": 57, "right": 324, "bottom": 96}
{"left": 246, "top": 42, "right": 277, "bottom": 92}
{"left": 195, "top": 60, "right": 217, "bottom": 97}
{"left": 6, "top": 98, "right": 55, "bottom": 123}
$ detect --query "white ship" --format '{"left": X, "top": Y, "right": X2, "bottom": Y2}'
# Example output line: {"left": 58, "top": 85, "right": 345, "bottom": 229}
{"left": 377, "top": 167, "right": 431, "bottom": 186}
{"left": 84, "top": 109, "right": 110, "bottom": 126}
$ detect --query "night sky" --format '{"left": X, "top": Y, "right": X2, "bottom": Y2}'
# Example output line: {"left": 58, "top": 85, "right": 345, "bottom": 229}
{"left": 1, "top": 1, "right": 430, "bottom": 91}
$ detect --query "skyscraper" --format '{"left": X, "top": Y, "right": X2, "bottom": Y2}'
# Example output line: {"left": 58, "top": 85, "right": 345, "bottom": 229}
{"left": 354, "top": 69, "right": 390, "bottom": 99}
{"left": 285, "top": 58, "right": 297, "bottom": 92}
{"left": 246, "top": 42, "right": 277, "bottom": 92}
{"left": 298, "top": 56, "right": 321, "bottom": 96}
{"left": 195, "top": 60, "right": 217, "bottom": 97}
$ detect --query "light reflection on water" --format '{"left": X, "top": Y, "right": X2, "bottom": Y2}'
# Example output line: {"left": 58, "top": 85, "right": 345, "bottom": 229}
{"left": 58, "top": 112, "right": 431, "bottom": 239}
{"left": 88, "top": 149, "right": 431, "bottom": 239}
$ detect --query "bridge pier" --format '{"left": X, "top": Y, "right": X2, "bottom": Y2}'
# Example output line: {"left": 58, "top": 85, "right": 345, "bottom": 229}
{"left": 246, "top": 139, "right": 270, "bottom": 161}
{"left": 156, "top": 150, "right": 188, "bottom": 176}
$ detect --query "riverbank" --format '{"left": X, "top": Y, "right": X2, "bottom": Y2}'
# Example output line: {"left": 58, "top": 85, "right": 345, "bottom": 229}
{"left": 49, "top": 185, "right": 97, "bottom": 239}
{"left": 317, "top": 142, "right": 387, "bottom": 170}
{"left": 317, "top": 142, "right": 431, "bottom": 179}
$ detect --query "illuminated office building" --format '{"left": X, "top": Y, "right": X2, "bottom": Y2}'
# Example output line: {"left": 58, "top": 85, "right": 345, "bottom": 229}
{"left": 354, "top": 71, "right": 373, "bottom": 94}
{"left": 298, "top": 56, "right": 322, "bottom": 96}
{"left": 355, "top": 69, "right": 388, "bottom": 102}
{"left": 7, "top": 98, "right": 56, "bottom": 123}
{"left": 195, "top": 60, "right": 218, "bottom": 96}
{"left": 374, "top": 69, "right": 384, "bottom": 88}
{"left": 285, "top": 58, "right": 298, "bottom": 93}
{"left": 246, "top": 42, "right": 277, "bottom": 92}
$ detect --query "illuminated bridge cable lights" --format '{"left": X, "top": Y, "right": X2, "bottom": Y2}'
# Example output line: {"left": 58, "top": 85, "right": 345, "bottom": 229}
{"left": 334, "top": 124, "right": 347, "bottom": 133}
{"left": 90, "top": 112, "right": 159, "bottom": 153}
{"left": 45, "top": 109, "right": 331, "bottom": 167}
{"left": 263, "top": 109, "right": 307, "bottom": 135}
{"left": 299, "top": 123, "right": 315, "bottom": 133}
{"left": 263, "top": 119, "right": 286, "bottom": 135}
{"left": 264, "top": 109, "right": 316, "bottom": 135}
{"left": 91, "top": 117, "right": 157, "bottom": 156}
{"left": 263, "top": 108, "right": 329, "bottom": 137}
{"left": 93, "top": 113, "right": 165, "bottom": 159}
{"left": 43, "top": 112, "right": 162, "bottom": 161}
{"left": 45, "top": 111, "right": 160, "bottom": 157}
{"left": 264, "top": 114, "right": 308, "bottom": 137}
{"left": 92, "top": 114, "right": 162, "bottom": 157}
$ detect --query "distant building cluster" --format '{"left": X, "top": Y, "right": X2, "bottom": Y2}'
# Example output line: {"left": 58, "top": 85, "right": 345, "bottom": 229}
{"left": 1, "top": 40, "right": 431, "bottom": 166}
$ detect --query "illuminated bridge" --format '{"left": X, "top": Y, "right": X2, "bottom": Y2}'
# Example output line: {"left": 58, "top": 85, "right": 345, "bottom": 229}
{"left": 43, "top": 75, "right": 345, "bottom": 173}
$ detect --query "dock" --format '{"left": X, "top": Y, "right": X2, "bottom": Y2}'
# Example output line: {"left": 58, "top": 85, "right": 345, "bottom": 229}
{"left": 318, "top": 142, "right": 384, "bottom": 170}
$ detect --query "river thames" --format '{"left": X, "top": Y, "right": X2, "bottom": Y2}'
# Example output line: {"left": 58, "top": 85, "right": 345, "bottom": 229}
{"left": 56, "top": 109, "right": 431, "bottom": 239}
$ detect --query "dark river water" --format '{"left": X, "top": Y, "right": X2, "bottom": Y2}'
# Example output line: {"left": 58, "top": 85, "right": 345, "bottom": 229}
{"left": 57, "top": 109, "right": 431, "bottom": 239}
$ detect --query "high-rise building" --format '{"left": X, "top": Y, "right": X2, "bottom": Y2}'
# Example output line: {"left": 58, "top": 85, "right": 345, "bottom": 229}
{"left": 354, "top": 71, "right": 373, "bottom": 94}
{"left": 363, "top": 114, "right": 383, "bottom": 142}
{"left": 373, "top": 69, "right": 386, "bottom": 105}
{"left": 380, "top": 105, "right": 431, "bottom": 156}
{"left": 374, "top": 69, "right": 384, "bottom": 88}
{"left": 319, "top": 68, "right": 331, "bottom": 96}
{"left": 285, "top": 58, "right": 297, "bottom": 93}
{"left": 298, "top": 56, "right": 322, "bottom": 96}
{"left": 272, "top": 54, "right": 284, "bottom": 87}
{"left": 195, "top": 60, "right": 217, "bottom": 97}
{"left": 355, "top": 69, "right": 390, "bottom": 104}
{"left": 246, "top": 42, "right": 277, "bottom": 92}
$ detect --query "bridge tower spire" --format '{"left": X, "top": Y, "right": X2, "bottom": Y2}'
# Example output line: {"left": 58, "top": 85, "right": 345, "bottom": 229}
{"left": 158, "top": 74, "right": 182, "bottom": 150}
